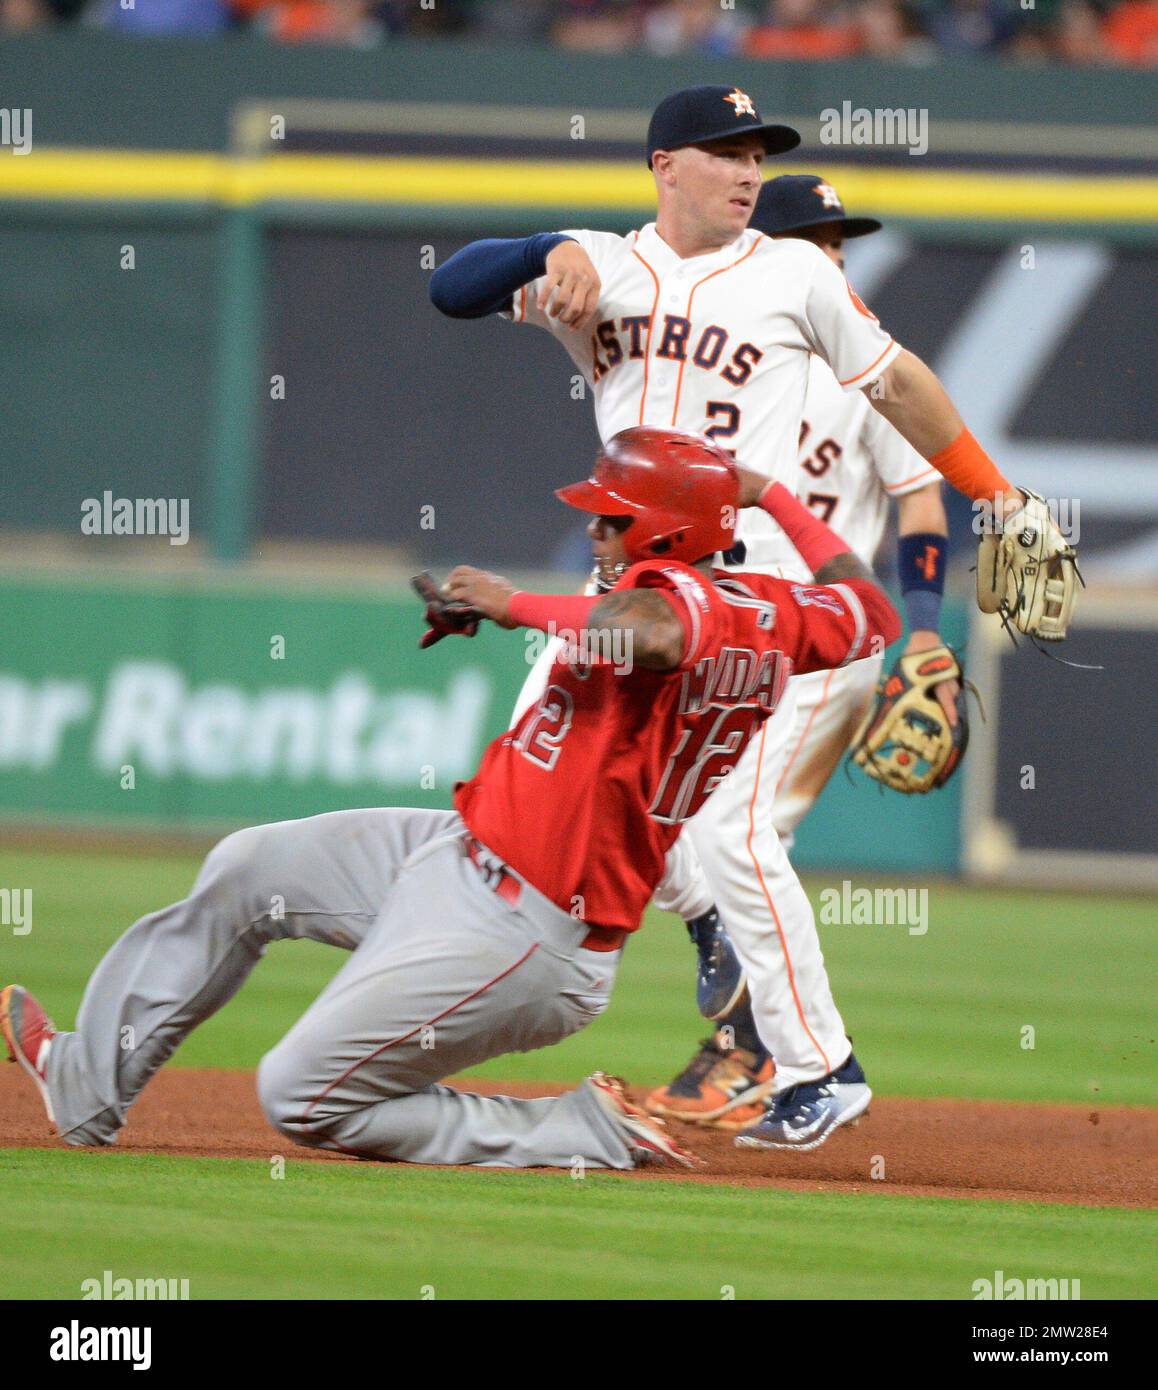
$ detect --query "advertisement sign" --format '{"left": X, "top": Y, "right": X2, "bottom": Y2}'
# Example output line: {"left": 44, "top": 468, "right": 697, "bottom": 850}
{"left": 0, "top": 573, "right": 524, "bottom": 830}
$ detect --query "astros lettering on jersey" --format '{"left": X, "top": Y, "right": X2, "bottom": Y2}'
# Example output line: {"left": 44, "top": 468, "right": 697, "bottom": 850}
{"left": 506, "top": 225, "right": 900, "bottom": 497}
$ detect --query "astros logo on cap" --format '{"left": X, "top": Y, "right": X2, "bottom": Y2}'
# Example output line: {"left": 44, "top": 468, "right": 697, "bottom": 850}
{"left": 813, "top": 182, "right": 842, "bottom": 210}
{"left": 724, "top": 88, "right": 756, "bottom": 118}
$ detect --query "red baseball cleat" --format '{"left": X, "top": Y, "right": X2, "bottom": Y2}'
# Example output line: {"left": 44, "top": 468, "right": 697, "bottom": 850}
{"left": 588, "top": 1071, "right": 703, "bottom": 1169}
{"left": 1, "top": 984, "right": 57, "bottom": 1126}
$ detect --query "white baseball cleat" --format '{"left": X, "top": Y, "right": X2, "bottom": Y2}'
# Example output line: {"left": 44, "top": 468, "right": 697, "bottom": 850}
{"left": 735, "top": 1052, "right": 871, "bottom": 1153}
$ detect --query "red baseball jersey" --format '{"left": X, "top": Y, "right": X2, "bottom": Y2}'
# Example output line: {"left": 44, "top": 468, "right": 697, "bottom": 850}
{"left": 455, "top": 560, "right": 891, "bottom": 931}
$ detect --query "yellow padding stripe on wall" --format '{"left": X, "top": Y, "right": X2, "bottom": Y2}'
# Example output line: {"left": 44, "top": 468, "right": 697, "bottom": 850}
{"left": 1, "top": 149, "right": 1156, "bottom": 221}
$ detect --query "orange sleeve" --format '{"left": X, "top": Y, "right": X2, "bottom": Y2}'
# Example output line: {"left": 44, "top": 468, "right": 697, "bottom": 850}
{"left": 929, "top": 427, "right": 1011, "bottom": 502}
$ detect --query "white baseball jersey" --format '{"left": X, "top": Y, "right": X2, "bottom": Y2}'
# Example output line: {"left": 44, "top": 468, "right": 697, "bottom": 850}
{"left": 749, "top": 354, "right": 941, "bottom": 582}
{"left": 506, "top": 222, "right": 901, "bottom": 491}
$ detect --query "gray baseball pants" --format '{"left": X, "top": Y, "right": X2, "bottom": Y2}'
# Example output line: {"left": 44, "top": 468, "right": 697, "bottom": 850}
{"left": 44, "top": 808, "right": 635, "bottom": 1167}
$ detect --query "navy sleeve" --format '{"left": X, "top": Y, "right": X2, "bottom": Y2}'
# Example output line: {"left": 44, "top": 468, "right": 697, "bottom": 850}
{"left": 428, "top": 233, "right": 576, "bottom": 320}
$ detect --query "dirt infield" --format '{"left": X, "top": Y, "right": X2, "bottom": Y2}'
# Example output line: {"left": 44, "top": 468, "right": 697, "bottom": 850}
{"left": 2, "top": 1068, "right": 1153, "bottom": 1207}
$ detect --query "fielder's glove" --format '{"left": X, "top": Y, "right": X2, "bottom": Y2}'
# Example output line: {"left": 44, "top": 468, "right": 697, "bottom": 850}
{"left": 412, "top": 571, "right": 482, "bottom": 649}
{"left": 852, "top": 645, "right": 971, "bottom": 794}
{"left": 976, "top": 489, "right": 1081, "bottom": 642}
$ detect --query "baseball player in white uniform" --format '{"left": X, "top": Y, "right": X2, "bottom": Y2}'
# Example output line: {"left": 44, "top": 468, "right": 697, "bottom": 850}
{"left": 644, "top": 174, "right": 958, "bottom": 1131}
{"left": 431, "top": 85, "right": 1021, "bottom": 1150}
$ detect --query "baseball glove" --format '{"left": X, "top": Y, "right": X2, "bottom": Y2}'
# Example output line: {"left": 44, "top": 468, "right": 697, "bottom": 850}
{"left": 412, "top": 572, "right": 482, "bottom": 649}
{"left": 976, "top": 489, "right": 1081, "bottom": 642}
{"left": 851, "top": 645, "right": 970, "bottom": 794}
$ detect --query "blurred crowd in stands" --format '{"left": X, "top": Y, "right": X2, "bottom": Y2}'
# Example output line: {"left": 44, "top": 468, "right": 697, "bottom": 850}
{"left": 5, "top": 0, "right": 1157, "bottom": 66}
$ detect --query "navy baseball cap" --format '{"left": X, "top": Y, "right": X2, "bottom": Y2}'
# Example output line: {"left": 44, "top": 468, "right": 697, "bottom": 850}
{"left": 646, "top": 86, "right": 800, "bottom": 168}
{"left": 751, "top": 174, "right": 882, "bottom": 238}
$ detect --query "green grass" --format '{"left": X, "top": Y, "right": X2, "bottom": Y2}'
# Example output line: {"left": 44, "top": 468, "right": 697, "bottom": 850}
{"left": 0, "top": 1149, "right": 1150, "bottom": 1301}
{"left": 1, "top": 845, "right": 1154, "bottom": 1301}
{"left": 1, "top": 847, "right": 1152, "bottom": 1104}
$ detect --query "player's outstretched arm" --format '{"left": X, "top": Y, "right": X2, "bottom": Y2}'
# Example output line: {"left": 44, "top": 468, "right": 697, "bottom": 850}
{"left": 429, "top": 234, "right": 575, "bottom": 318}
{"left": 800, "top": 252, "right": 1008, "bottom": 509}
{"left": 862, "top": 350, "right": 1018, "bottom": 513}
{"left": 506, "top": 588, "right": 685, "bottom": 671}
{"left": 867, "top": 351, "right": 1080, "bottom": 642}
{"left": 443, "top": 566, "right": 684, "bottom": 670}
{"left": 429, "top": 236, "right": 601, "bottom": 327}
{"left": 863, "top": 351, "right": 963, "bottom": 461}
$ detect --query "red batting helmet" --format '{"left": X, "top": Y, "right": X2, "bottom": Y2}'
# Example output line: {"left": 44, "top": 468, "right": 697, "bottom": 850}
{"left": 556, "top": 427, "right": 739, "bottom": 565}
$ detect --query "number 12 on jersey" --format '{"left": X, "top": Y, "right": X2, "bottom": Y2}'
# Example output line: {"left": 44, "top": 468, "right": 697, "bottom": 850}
{"left": 648, "top": 706, "right": 759, "bottom": 824}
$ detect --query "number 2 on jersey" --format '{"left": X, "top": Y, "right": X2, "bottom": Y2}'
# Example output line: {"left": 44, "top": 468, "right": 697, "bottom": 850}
{"left": 704, "top": 401, "right": 741, "bottom": 453}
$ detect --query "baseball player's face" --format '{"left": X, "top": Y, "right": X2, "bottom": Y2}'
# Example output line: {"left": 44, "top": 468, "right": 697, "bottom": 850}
{"left": 588, "top": 514, "right": 633, "bottom": 586}
{"left": 784, "top": 223, "right": 846, "bottom": 271}
{"left": 659, "top": 134, "right": 765, "bottom": 245}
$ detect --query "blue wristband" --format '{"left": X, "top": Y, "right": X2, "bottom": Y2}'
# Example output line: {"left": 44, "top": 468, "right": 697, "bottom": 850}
{"left": 898, "top": 532, "right": 946, "bottom": 632}
{"left": 903, "top": 588, "right": 942, "bottom": 633}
